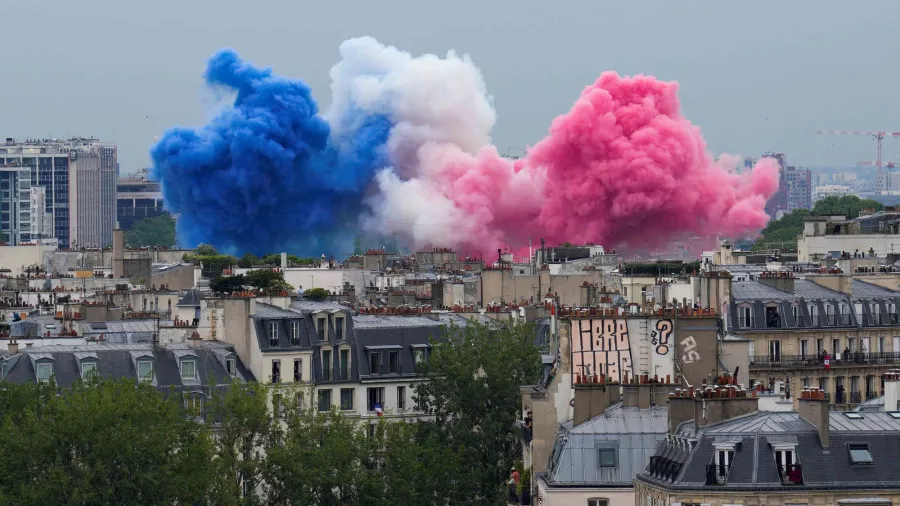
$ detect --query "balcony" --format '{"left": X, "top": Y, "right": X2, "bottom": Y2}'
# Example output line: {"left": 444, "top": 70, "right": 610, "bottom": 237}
{"left": 705, "top": 464, "right": 729, "bottom": 485}
{"left": 751, "top": 351, "right": 900, "bottom": 368}
{"left": 778, "top": 464, "right": 803, "bottom": 485}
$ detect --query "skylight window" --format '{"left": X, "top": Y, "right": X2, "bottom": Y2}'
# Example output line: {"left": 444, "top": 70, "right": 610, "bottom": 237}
{"left": 843, "top": 412, "right": 864, "bottom": 420}
{"left": 848, "top": 444, "right": 874, "bottom": 465}
{"left": 887, "top": 412, "right": 900, "bottom": 419}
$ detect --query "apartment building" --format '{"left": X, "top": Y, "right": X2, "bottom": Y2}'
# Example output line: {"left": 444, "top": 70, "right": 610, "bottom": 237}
{"left": 0, "top": 341, "right": 253, "bottom": 407}
{"left": 635, "top": 382, "right": 900, "bottom": 506}
{"left": 0, "top": 137, "right": 117, "bottom": 248}
{"left": 729, "top": 273, "right": 900, "bottom": 408}
{"left": 536, "top": 380, "right": 675, "bottom": 506}
{"left": 217, "top": 297, "right": 466, "bottom": 421}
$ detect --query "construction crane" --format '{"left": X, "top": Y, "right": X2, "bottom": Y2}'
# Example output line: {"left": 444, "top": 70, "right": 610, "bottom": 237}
{"left": 816, "top": 130, "right": 900, "bottom": 174}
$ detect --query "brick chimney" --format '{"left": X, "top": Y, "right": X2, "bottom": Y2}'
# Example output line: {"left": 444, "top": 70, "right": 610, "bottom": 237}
{"left": 758, "top": 271, "right": 795, "bottom": 294}
{"left": 667, "top": 379, "right": 759, "bottom": 433}
{"left": 7, "top": 339, "right": 18, "bottom": 356}
{"left": 573, "top": 376, "right": 620, "bottom": 426}
{"left": 884, "top": 369, "right": 900, "bottom": 412}
{"left": 623, "top": 374, "right": 677, "bottom": 409}
{"left": 797, "top": 387, "right": 829, "bottom": 448}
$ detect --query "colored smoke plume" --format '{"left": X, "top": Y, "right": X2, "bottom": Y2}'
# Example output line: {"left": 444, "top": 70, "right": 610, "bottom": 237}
{"left": 152, "top": 38, "right": 778, "bottom": 257}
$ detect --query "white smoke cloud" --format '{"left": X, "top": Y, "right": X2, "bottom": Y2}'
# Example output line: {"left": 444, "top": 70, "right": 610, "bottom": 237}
{"left": 327, "top": 36, "right": 496, "bottom": 178}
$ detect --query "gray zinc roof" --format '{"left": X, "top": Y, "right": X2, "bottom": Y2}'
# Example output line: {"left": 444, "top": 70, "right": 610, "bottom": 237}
{"left": 730, "top": 281, "right": 792, "bottom": 301}
{"left": 852, "top": 279, "right": 898, "bottom": 298}
{"left": 793, "top": 279, "right": 845, "bottom": 299}
{"left": 252, "top": 303, "right": 303, "bottom": 319}
{"left": 547, "top": 404, "right": 667, "bottom": 486}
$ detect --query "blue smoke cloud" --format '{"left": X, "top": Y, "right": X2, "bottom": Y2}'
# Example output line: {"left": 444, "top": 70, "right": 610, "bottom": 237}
{"left": 151, "top": 49, "right": 392, "bottom": 257}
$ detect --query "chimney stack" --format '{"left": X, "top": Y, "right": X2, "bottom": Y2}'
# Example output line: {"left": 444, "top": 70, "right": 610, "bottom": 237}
{"left": 667, "top": 378, "right": 759, "bottom": 432}
{"left": 884, "top": 369, "right": 900, "bottom": 412}
{"left": 281, "top": 252, "right": 287, "bottom": 269}
{"left": 623, "top": 374, "right": 677, "bottom": 409}
{"left": 7, "top": 339, "right": 19, "bottom": 356}
{"left": 573, "top": 377, "right": 620, "bottom": 426}
{"left": 798, "top": 387, "right": 830, "bottom": 447}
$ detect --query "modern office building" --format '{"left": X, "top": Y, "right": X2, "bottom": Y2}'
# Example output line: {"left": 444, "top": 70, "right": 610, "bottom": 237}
{"left": 786, "top": 166, "right": 812, "bottom": 211}
{"left": 117, "top": 168, "right": 165, "bottom": 231}
{"left": 0, "top": 137, "right": 117, "bottom": 248}
{"left": 0, "top": 165, "right": 32, "bottom": 245}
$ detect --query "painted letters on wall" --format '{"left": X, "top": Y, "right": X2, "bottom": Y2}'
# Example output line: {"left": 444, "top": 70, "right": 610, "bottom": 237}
{"left": 571, "top": 318, "right": 675, "bottom": 384}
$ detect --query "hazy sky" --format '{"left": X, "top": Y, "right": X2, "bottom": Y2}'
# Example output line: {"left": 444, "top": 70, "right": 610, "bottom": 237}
{"left": 1, "top": 1, "right": 898, "bottom": 173}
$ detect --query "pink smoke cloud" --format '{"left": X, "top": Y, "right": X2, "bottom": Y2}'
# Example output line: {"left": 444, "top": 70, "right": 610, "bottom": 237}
{"left": 366, "top": 67, "right": 779, "bottom": 256}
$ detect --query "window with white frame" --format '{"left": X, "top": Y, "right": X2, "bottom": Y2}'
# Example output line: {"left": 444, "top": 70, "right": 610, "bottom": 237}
{"left": 334, "top": 316, "right": 345, "bottom": 340}
{"left": 738, "top": 306, "right": 753, "bottom": 328}
{"left": 269, "top": 321, "right": 278, "bottom": 346}
{"left": 81, "top": 361, "right": 98, "bottom": 380}
{"left": 136, "top": 359, "right": 153, "bottom": 381}
{"left": 291, "top": 320, "right": 300, "bottom": 345}
{"left": 36, "top": 362, "right": 53, "bottom": 383}
{"left": 317, "top": 318, "right": 326, "bottom": 341}
{"left": 180, "top": 359, "right": 197, "bottom": 380}
{"left": 870, "top": 302, "right": 881, "bottom": 324}
{"left": 226, "top": 357, "right": 236, "bottom": 376}
{"left": 808, "top": 304, "right": 819, "bottom": 325}
{"left": 588, "top": 499, "right": 609, "bottom": 506}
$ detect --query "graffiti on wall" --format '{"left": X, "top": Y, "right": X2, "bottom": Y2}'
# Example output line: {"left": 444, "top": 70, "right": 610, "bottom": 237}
{"left": 571, "top": 318, "right": 675, "bottom": 384}
{"left": 680, "top": 335, "right": 701, "bottom": 364}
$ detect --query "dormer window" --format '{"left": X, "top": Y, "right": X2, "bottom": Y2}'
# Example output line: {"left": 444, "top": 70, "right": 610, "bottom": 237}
{"left": 291, "top": 320, "right": 301, "bottom": 345}
{"left": 137, "top": 359, "right": 153, "bottom": 382}
{"left": 707, "top": 440, "right": 738, "bottom": 485}
{"left": 738, "top": 305, "right": 753, "bottom": 328}
{"left": 773, "top": 445, "right": 802, "bottom": 485}
{"left": 334, "top": 316, "right": 345, "bottom": 340}
{"left": 225, "top": 357, "right": 236, "bottom": 376}
{"left": 848, "top": 443, "right": 874, "bottom": 465}
{"left": 597, "top": 448, "right": 616, "bottom": 467}
{"left": 808, "top": 304, "right": 819, "bottom": 325}
{"left": 317, "top": 317, "right": 326, "bottom": 341}
{"left": 369, "top": 351, "right": 382, "bottom": 375}
{"left": 81, "top": 361, "right": 98, "bottom": 380}
{"left": 765, "top": 305, "right": 781, "bottom": 329}
{"left": 36, "top": 362, "right": 53, "bottom": 383}
{"left": 180, "top": 359, "right": 197, "bottom": 380}
{"left": 412, "top": 344, "right": 431, "bottom": 368}
{"left": 870, "top": 302, "right": 882, "bottom": 325}
{"left": 269, "top": 321, "right": 279, "bottom": 346}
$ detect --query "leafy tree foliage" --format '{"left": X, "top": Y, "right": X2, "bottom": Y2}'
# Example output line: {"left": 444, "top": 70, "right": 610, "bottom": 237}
{"left": 751, "top": 209, "right": 809, "bottom": 251}
{"left": 196, "top": 243, "right": 218, "bottom": 256}
{"left": 125, "top": 214, "right": 176, "bottom": 248}
{"left": 210, "top": 274, "right": 247, "bottom": 294}
{"left": 0, "top": 378, "right": 213, "bottom": 505}
{"left": 238, "top": 253, "right": 261, "bottom": 268}
{"left": 303, "top": 287, "right": 330, "bottom": 301}
{"left": 813, "top": 195, "right": 883, "bottom": 218}
{"left": 245, "top": 269, "right": 293, "bottom": 292}
{"left": 414, "top": 322, "right": 543, "bottom": 503}
{"left": 0, "top": 323, "right": 539, "bottom": 504}
{"left": 752, "top": 196, "right": 885, "bottom": 251}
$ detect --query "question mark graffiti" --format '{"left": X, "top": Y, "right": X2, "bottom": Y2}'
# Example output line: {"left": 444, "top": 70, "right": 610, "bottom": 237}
{"left": 654, "top": 319, "right": 673, "bottom": 355}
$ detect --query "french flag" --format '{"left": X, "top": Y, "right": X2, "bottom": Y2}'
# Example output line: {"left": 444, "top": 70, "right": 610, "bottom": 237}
{"left": 374, "top": 403, "right": 383, "bottom": 416}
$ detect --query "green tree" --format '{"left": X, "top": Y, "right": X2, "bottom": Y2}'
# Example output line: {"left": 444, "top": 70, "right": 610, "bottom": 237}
{"left": 206, "top": 381, "right": 277, "bottom": 505}
{"left": 125, "top": 214, "right": 176, "bottom": 248}
{"left": 210, "top": 274, "right": 247, "bottom": 294}
{"left": 196, "top": 243, "right": 218, "bottom": 256}
{"left": 751, "top": 209, "right": 809, "bottom": 251}
{"left": 303, "top": 287, "right": 329, "bottom": 301}
{"left": 245, "top": 269, "right": 293, "bottom": 293}
{"left": 812, "top": 195, "right": 883, "bottom": 218}
{"left": 413, "top": 322, "right": 542, "bottom": 504}
{"left": 0, "top": 378, "right": 214, "bottom": 504}
{"left": 238, "top": 253, "right": 261, "bottom": 268}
